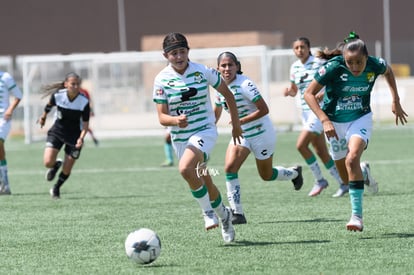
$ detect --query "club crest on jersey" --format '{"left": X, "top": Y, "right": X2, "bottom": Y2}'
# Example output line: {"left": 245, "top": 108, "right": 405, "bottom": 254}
{"left": 318, "top": 66, "right": 326, "bottom": 76}
{"left": 194, "top": 72, "right": 204, "bottom": 83}
{"left": 367, "top": 72, "right": 375, "bottom": 83}
{"left": 156, "top": 88, "right": 164, "bottom": 96}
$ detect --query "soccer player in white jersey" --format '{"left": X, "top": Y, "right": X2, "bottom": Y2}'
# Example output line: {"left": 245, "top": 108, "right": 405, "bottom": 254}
{"left": 38, "top": 72, "right": 90, "bottom": 199}
{"left": 214, "top": 52, "right": 303, "bottom": 224}
{"left": 305, "top": 32, "right": 407, "bottom": 231}
{"left": 152, "top": 33, "right": 242, "bottom": 243}
{"left": 284, "top": 37, "right": 345, "bottom": 197}
{"left": 0, "top": 71, "right": 23, "bottom": 195}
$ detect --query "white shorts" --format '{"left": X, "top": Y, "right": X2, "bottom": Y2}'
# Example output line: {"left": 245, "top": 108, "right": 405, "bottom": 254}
{"left": 302, "top": 110, "right": 323, "bottom": 134}
{"left": 232, "top": 119, "right": 276, "bottom": 160}
{"left": 173, "top": 127, "right": 218, "bottom": 161}
{"left": 327, "top": 112, "right": 373, "bottom": 160}
{"left": 0, "top": 119, "right": 11, "bottom": 140}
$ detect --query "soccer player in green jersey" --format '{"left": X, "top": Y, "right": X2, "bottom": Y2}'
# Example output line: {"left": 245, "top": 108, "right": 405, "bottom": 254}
{"left": 304, "top": 32, "right": 408, "bottom": 231}
{"left": 153, "top": 33, "right": 243, "bottom": 243}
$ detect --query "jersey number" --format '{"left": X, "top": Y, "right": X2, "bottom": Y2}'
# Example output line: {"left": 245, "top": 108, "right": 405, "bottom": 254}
{"left": 330, "top": 138, "right": 347, "bottom": 152}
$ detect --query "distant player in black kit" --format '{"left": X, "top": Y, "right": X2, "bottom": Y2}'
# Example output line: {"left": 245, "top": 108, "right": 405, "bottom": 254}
{"left": 38, "top": 72, "right": 90, "bottom": 199}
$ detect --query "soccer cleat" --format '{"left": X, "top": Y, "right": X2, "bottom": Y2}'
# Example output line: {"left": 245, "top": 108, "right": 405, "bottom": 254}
{"left": 203, "top": 210, "right": 219, "bottom": 230}
{"left": 361, "top": 162, "right": 378, "bottom": 194}
{"left": 161, "top": 160, "right": 173, "bottom": 167}
{"left": 291, "top": 166, "right": 304, "bottom": 190}
{"left": 93, "top": 138, "right": 99, "bottom": 146}
{"left": 308, "top": 178, "right": 329, "bottom": 197}
{"left": 0, "top": 185, "right": 11, "bottom": 195}
{"left": 46, "top": 159, "right": 62, "bottom": 181}
{"left": 231, "top": 210, "right": 247, "bottom": 225}
{"left": 49, "top": 187, "right": 60, "bottom": 199}
{"left": 332, "top": 184, "right": 349, "bottom": 197}
{"left": 221, "top": 207, "right": 235, "bottom": 243}
{"left": 346, "top": 215, "right": 363, "bottom": 232}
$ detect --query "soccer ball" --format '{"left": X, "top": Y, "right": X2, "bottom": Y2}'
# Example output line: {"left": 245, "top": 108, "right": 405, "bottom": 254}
{"left": 124, "top": 228, "right": 161, "bottom": 264}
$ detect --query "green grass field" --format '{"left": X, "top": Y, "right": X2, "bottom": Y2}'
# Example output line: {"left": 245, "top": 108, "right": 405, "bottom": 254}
{"left": 1, "top": 127, "right": 413, "bottom": 275}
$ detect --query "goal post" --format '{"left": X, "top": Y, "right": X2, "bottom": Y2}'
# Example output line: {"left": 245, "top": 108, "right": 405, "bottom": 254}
{"left": 17, "top": 46, "right": 300, "bottom": 144}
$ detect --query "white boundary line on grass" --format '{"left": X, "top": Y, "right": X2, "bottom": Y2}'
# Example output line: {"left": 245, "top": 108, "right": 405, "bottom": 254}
{"left": 10, "top": 158, "right": 414, "bottom": 176}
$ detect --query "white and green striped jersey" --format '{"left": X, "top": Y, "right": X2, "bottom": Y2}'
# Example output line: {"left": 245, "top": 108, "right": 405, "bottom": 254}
{"left": 315, "top": 55, "right": 387, "bottom": 122}
{"left": 0, "top": 71, "right": 23, "bottom": 116}
{"left": 215, "top": 74, "right": 270, "bottom": 139}
{"left": 289, "top": 56, "right": 325, "bottom": 111}
{"left": 153, "top": 61, "right": 221, "bottom": 143}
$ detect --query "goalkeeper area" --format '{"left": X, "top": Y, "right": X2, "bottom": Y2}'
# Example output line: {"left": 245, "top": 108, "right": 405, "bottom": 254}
{"left": 4, "top": 45, "right": 413, "bottom": 143}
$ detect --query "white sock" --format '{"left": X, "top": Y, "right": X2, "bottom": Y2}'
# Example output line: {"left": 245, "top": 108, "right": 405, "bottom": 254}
{"left": 213, "top": 202, "right": 227, "bottom": 220}
{"left": 226, "top": 176, "right": 243, "bottom": 214}
{"left": 308, "top": 161, "right": 324, "bottom": 181}
{"left": 274, "top": 166, "right": 298, "bottom": 180}
{"left": 328, "top": 166, "right": 343, "bottom": 185}
{"left": 191, "top": 185, "right": 213, "bottom": 213}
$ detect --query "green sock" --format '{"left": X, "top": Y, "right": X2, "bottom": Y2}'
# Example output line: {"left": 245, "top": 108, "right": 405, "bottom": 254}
{"left": 349, "top": 181, "right": 364, "bottom": 217}
{"left": 164, "top": 143, "right": 173, "bottom": 163}
{"left": 269, "top": 168, "right": 278, "bottom": 181}
{"left": 0, "top": 160, "right": 9, "bottom": 186}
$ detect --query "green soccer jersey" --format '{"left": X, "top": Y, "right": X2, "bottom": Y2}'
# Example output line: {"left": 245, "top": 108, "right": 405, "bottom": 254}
{"left": 314, "top": 55, "right": 387, "bottom": 122}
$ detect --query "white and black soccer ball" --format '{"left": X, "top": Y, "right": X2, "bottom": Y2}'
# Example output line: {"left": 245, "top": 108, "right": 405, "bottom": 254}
{"left": 125, "top": 228, "right": 161, "bottom": 264}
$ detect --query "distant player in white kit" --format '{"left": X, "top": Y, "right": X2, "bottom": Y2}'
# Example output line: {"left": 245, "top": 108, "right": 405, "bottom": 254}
{"left": 284, "top": 37, "right": 345, "bottom": 197}
{"left": 0, "top": 71, "right": 23, "bottom": 195}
